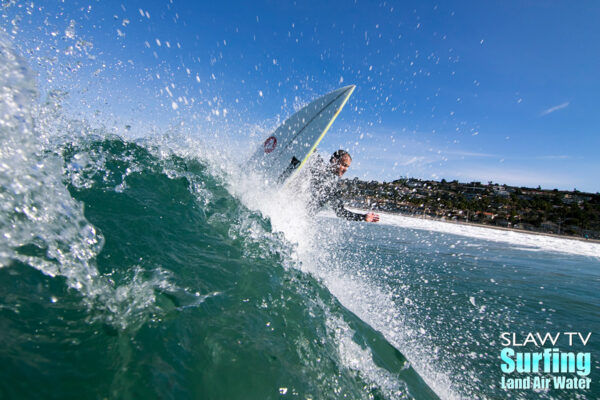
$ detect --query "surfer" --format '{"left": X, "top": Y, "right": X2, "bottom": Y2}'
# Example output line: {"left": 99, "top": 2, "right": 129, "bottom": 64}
{"left": 307, "top": 150, "right": 380, "bottom": 223}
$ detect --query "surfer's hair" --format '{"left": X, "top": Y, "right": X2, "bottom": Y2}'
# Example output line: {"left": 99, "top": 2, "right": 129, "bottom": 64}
{"left": 330, "top": 150, "right": 351, "bottom": 163}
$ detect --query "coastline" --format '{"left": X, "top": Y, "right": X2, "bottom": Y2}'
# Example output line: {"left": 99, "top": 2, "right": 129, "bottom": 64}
{"left": 353, "top": 208, "right": 600, "bottom": 245}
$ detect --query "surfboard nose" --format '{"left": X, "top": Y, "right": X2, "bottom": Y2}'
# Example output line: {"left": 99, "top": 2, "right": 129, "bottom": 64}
{"left": 332, "top": 85, "right": 355, "bottom": 101}
{"left": 340, "top": 84, "right": 356, "bottom": 94}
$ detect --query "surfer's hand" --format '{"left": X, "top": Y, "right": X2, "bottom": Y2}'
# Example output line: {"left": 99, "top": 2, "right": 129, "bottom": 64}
{"left": 365, "top": 213, "right": 380, "bottom": 223}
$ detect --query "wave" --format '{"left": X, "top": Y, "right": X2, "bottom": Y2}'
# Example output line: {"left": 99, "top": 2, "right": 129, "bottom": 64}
{"left": 0, "top": 37, "right": 439, "bottom": 399}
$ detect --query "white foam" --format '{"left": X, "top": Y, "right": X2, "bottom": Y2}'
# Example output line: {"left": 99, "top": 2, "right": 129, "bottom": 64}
{"left": 231, "top": 172, "right": 464, "bottom": 398}
{"left": 318, "top": 265, "right": 463, "bottom": 399}
{"left": 373, "top": 212, "right": 600, "bottom": 259}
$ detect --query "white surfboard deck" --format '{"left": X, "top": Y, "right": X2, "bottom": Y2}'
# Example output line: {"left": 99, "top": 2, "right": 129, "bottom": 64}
{"left": 248, "top": 85, "right": 355, "bottom": 186}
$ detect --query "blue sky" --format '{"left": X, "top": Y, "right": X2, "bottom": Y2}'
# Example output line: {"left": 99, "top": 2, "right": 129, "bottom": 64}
{"left": 3, "top": 0, "right": 599, "bottom": 192}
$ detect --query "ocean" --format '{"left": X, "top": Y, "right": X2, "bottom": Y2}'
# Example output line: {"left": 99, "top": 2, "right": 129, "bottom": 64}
{"left": 1, "top": 35, "right": 599, "bottom": 400}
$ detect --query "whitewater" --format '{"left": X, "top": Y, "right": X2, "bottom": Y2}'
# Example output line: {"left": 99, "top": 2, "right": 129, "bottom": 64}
{"left": 370, "top": 212, "right": 600, "bottom": 259}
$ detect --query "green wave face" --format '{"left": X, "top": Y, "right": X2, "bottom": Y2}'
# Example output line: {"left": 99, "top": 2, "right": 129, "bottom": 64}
{"left": 0, "top": 136, "right": 436, "bottom": 400}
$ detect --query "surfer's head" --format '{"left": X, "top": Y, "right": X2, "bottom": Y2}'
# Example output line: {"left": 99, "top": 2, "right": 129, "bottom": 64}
{"left": 330, "top": 150, "right": 352, "bottom": 177}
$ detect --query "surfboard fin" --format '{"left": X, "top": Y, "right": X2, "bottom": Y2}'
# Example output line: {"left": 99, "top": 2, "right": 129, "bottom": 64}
{"left": 277, "top": 156, "right": 301, "bottom": 183}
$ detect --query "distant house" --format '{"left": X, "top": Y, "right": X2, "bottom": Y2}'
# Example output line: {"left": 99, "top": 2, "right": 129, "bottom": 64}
{"left": 565, "top": 225, "right": 582, "bottom": 235}
{"left": 541, "top": 221, "right": 559, "bottom": 233}
{"left": 482, "top": 212, "right": 496, "bottom": 220}
{"left": 562, "top": 194, "right": 584, "bottom": 205}
{"left": 406, "top": 180, "right": 423, "bottom": 188}
{"left": 514, "top": 223, "right": 535, "bottom": 231}
{"left": 462, "top": 186, "right": 486, "bottom": 200}
{"left": 495, "top": 218, "right": 510, "bottom": 227}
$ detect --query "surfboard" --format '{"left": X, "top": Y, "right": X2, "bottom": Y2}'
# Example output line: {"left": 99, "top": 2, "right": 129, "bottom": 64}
{"left": 248, "top": 85, "right": 355, "bottom": 185}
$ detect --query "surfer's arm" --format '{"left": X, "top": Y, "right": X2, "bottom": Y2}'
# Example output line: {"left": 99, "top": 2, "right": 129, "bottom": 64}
{"left": 333, "top": 200, "right": 368, "bottom": 221}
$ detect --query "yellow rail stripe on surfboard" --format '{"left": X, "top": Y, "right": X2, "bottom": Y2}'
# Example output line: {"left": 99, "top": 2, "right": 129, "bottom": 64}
{"left": 284, "top": 85, "right": 355, "bottom": 186}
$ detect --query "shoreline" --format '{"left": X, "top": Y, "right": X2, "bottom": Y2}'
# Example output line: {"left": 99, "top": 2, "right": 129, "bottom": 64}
{"left": 355, "top": 208, "right": 600, "bottom": 244}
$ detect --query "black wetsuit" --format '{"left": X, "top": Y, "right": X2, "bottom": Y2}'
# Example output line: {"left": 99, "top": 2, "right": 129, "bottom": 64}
{"left": 307, "top": 156, "right": 367, "bottom": 221}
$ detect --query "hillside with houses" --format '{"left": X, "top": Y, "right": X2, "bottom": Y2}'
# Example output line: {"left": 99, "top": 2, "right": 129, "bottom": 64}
{"left": 341, "top": 178, "right": 600, "bottom": 239}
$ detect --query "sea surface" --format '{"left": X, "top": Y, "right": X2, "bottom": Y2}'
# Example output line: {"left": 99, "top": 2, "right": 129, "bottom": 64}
{"left": 1, "top": 36, "right": 599, "bottom": 400}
